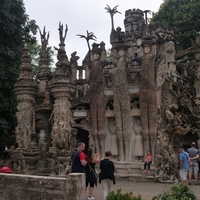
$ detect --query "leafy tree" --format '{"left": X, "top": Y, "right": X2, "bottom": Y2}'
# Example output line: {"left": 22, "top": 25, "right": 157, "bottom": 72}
{"left": 26, "top": 41, "right": 55, "bottom": 80}
{"left": 151, "top": 0, "right": 200, "bottom": 50}
{"left": 0, "top": 0, "right": 38, "bottom": 152}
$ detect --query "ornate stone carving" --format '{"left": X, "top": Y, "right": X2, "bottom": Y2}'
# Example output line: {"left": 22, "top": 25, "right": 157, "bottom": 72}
{"left": 107, "top": 118, "right": 118, "bottom": 159}
{"left": 111, "top": 45, "right": 132, "bottom": 162}
{"left": 133, "top": 117, "right": 144, "bottom": 160}
{"left": 88, "top": 42, "right": 110, "bottom": 158}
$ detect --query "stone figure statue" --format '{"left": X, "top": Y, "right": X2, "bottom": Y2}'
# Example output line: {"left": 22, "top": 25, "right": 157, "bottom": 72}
{"left": 133, "top": 117, "right": 144, "bottom": 161}
{"left": 111, "top": 44, "right": 132, "bottom": 162}
{"left": 88, "top": 42, "right": 110, "bottom": 158}
{"left": 103, "top": 66, "right": 113, "bottom": 88}
{"left": 70, "top": 51, "right": 79, "bottom": 81}
{"left": 138, "top": 41, "right": 157, "bottom": 161}
{"left": 107, "top": 118, "right": 119, "bottom": 160}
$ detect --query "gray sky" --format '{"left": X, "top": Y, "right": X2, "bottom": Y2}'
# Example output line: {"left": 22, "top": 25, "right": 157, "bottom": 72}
{"left": 23, "top": 0, "right": 164, "bottom": 64}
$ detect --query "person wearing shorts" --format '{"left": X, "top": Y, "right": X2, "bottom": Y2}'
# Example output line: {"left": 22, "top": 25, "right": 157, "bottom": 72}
{"left": 178, "top": 146, "right": 189, "bottom": 184}
{"left": 188, "top": 142, "right": 199, "bottom": 185}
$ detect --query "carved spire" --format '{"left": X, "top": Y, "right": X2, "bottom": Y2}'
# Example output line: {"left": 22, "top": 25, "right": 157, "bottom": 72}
{"left": 38, "top": 26, "right": 52, "bottom": 81}
{"left": 15, "top": 47, "right": 37, "bottom": 87}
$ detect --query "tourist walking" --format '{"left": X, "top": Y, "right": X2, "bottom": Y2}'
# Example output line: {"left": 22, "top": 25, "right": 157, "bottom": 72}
{"left": 99, "top": 151, "right": 115, "bottom": 200}
{"left": 144, "top": 150, "right": 152, "bottom": 173}
{"left": 187, "top": 142, "right": 199, "bottom": 185}
{"left": 85, "top": 148, "right": 100, "bottom": 200}
{"left": 71, "top": 142, "right": 87, "bottom": 173}
{"left": 178, "top": 145, "right": 189, "bottom": 184}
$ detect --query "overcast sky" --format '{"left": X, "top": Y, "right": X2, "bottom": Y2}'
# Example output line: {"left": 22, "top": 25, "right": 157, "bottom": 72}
{"left": 23, "top": 0, "right": 164, "bottom": 64}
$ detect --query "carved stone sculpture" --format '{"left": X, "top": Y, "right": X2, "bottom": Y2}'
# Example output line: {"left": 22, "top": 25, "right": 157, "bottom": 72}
{"left": 111, "top": 45, "right": 132, "bottom": 162}
{"left": 133, "top": 117, "right": 144, "bottom": 160}
{"left": 88, "top": 42, "right": 110, "bottom": 158}
{"left": 107, "top": 118, "right": 118, "bottom": 159}
{"left": 138, "top": 40, "right": 157, "bottom": 160}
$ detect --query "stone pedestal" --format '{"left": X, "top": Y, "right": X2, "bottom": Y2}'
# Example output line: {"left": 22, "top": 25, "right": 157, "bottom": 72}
{"left": 66, "top": 173, "right": 85, "bottom": 200}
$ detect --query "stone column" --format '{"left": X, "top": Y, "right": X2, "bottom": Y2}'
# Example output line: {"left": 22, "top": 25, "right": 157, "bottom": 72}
{"left": 14, "top": 47, "right": 38, "bottom": 149}
{"left": 50, "top": 23, "right": 75, "bottom": 156}
{"left": 13, "top": 47, "right": 39, "bottom": 174}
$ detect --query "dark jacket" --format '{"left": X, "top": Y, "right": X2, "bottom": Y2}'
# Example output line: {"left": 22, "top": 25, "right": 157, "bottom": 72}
{"left": 99, "top": 158, "right": 115, "bottom": 184}
{"left": 71, "top": 150, "right": 85, "bottom": 173}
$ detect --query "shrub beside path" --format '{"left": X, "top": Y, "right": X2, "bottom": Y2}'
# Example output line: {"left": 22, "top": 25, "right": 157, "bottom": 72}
{"left": 85, "top": 178, "right": 200, "bottom": 200}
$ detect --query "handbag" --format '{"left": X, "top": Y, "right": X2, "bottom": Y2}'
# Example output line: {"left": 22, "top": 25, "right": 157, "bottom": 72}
{"left": 88, "top": 163, "right": 98, "bottom": 180}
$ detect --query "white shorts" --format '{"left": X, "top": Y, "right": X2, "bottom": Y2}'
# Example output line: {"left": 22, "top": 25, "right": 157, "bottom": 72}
{"left": 179, "top": 169, "right": 188, "bottom": 181}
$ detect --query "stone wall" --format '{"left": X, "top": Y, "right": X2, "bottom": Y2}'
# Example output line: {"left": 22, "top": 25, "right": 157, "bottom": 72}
{"left": 0, "top": 173, "right": 85, "bottom": 200}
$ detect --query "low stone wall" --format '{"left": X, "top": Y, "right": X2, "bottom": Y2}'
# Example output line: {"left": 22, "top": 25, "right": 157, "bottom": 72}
{"left": 0, "top": 173, "right": 85, "bottom": 200}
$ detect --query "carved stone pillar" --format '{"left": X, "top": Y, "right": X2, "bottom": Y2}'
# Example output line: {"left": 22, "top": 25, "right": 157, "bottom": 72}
{"left": 14, "top": 47, "right": 38, "bottom": 149}
{"left": 13, "top": 47, "right": 39, "bottom": 174}
{"left": 50, "top": 24, "right": 75, "bottom": 157}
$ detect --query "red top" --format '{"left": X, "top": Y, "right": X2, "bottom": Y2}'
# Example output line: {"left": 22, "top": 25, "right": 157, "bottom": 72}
{"left": 146, "top": 154, "right": 152, "bottom": 162}
{"left": 79, "top": 151, "right": 86, "bottom": 160}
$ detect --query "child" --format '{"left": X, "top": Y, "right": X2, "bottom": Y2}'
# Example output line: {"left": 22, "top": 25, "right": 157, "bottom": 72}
{"left": 144, "top": 150, "right": 152, "bottom": 173}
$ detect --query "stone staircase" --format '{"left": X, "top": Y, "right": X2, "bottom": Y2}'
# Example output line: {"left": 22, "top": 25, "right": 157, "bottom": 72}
{"left": 96, "top": 161, "right": 155, "bottom": 182}
{"left": 114, "top": 161, "right": 155, "bottom": 182}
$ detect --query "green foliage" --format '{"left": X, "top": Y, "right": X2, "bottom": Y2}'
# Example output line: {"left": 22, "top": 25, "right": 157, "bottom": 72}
{"left": 106, "top": 48, "right": 111, "bottom": 62}
{"left": 26, "top": 41, "right": 55, "bottom": 80}
{"left": 152, "top": 183, "right": 197, "bottom": 200}
{"left": 106, "top": 189, "right": 142, "bottom": 200}
{"left": 0, "top": 0, "right": 38, "bottom": 152}
{"left": 151, "top": 0, "right": 200, "bottom": 50}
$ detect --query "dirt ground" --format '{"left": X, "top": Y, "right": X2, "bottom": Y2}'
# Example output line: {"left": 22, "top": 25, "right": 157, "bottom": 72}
{"left": 84, "top": 178, "right": 200, "bottom": 200}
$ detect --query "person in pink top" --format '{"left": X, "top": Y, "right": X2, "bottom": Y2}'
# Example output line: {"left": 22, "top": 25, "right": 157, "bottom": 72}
{"left": 144, "top": 150, "right": 152, "bottom": 173}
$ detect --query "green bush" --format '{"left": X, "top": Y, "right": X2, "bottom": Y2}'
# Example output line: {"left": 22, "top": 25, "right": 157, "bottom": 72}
{"left": 106, "top": 189, "right": 142, "bottom": 200}
{"left": 152, "top": 183, "right": 197, "bottom": 200}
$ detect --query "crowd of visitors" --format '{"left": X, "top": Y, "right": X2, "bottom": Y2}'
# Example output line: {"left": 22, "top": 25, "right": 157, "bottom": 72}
{"left": 71, "top": 141, "right": 200, "bottom": 199}
{"left": 178, "top": 142, "right": 199, "bottom": 185}
{"left": 71, "top": 142, "right": 115, "bottom": 200}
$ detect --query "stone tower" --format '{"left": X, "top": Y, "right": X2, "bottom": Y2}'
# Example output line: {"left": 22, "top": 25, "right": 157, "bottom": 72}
{"left": 14, "top": 47, "right": 38, "bottom": 174}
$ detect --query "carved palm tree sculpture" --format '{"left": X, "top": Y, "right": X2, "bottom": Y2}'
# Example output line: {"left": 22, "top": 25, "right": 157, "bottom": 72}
{"left": 105, "top": 5, "right": 121, "bottom": 30}
{"left": 77, "top": 30, "right": 97, "bottom": 52}
{"left": 143, "top": 10, "right": 151, "bottom": 25}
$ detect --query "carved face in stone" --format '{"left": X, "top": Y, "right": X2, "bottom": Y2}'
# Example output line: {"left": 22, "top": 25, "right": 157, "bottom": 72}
{"left": 93, "top": 53, "right": 100, "bottom": 61}
{"left": 135, "top": 117, "right": 141, "bottom": 126}
{"left": 165, "top": 41, "right": 174, "bottom": 54}
{"left": 144, "top": 45, "right": 151, "bottom": 54}
{"left": 118, "top": 48, "right": 125, "bottom": 57}
{"left": 103, "top": 68, "right": 109, "bottom": 75}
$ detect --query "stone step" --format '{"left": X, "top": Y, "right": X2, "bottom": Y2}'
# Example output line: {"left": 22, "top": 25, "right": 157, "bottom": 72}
{"left": 114, "top": 161, "right": 156, "bottom": 175}
{"left": 116, "top": 173, "right": 155, "bottom": 182}
{"left": 96, "top": 161, "right": 156, "bottom": 182}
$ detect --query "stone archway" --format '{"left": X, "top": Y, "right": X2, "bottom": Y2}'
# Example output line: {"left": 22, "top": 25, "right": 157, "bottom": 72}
{"left": 76, "top": 128, "right": 89, "bottom": 150}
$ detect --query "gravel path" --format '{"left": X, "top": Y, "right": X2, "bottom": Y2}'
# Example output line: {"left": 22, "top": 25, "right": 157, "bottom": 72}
{"left": 84, "top": 178, "right": 200, "bottom": 200}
